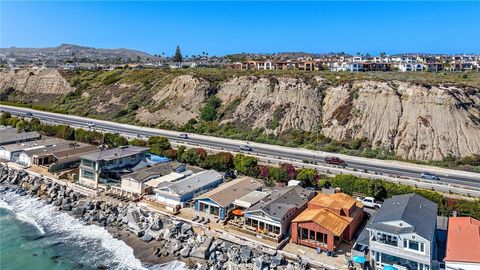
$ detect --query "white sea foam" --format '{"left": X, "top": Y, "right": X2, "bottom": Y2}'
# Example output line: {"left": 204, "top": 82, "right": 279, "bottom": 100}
{"left": 16, "top": 212, "right": 46, "bottom": 235}
{"left": 0, "top": 199, "right": 14, "bottom": 211}
{"left": 148, "top": 260, "right": 187, "bottom": 270}
{"left": 0, "top": 190, "right": 147, "bottom": 270}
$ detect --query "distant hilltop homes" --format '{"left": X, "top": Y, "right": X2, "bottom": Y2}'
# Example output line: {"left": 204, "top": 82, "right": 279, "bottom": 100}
{"left": 1, "top": 52, "right": 479, "bottom": 72}
{"left": 226, "top": 54, "right": 480, "bottom": 72}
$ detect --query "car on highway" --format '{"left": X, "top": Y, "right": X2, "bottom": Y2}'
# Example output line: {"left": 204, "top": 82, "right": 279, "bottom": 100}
{"left": 357, "top": 196, "right": 382, "bottom": 210}
{"left": 324, "top": 156, "right": 346, "bottom": 167}
{"left": 87, "top": 122, "right": 96, "bottom": 127}
{"left": 178, "top": 133, "right": 189, "bottom": 139}
{"left": 420, "top": 172, "right": 440, "bottom": 180}
{"left": 25, "top": 112, "right": 33, "bottom": 117}
{"left": 239, "top": 145, "right": 252, "bottom": 151}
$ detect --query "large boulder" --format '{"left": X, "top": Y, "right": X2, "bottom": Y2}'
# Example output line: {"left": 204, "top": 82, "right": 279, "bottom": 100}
{"left": 180, "top": 223, "right": 192, "bottom": 235}
{"left": 180, "top": 245, "right": 191, "bottom": 257}
{"left": 141, "top": 233, "right": 154, "bottom": 242}
{"left": 190, "top": 237, "right": 213, "bottom": 259}
{"left": 240, "top": 246, "right": 252, "bottom": 263}
{"left": 126, "top": 209, "right": 144, "bottom": 236}
{"left": 74, "top": 207, "right": 85, "bottom": 218}
{"left": 271, "top": 253, "right": 285, "bottom": 268}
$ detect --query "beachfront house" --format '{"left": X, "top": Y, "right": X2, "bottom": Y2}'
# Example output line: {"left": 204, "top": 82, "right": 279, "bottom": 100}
{"left": 153, "top": 170, "right": 224, "bottom": 208}
{"left": 112, "top": 162, "right": 186, "bottom": 197}
{"left": 17, "top": 142, "right": 97, "bottom": 170}
{"left": 242, "top": 185, "right": 315, "bottom": 241}
{"left": 291, "top": 192, "right": 364, "bottom": 252}
{"left": 0, "top": 128, "right": 41, "bottom": 146}
{"left": 444, "top": 217, "right": 480, "bottom": 270}
{"left": 78, "top": 145, "right": 150, "bottom": 189}
{"left": 194, "top": 177, "right": 263, "bottom": 220}
{"left": 0, "top": 137, "right": 69, "bottom": 163}
{"left": 366, "top": 194, "right": 438, "bottom": 270}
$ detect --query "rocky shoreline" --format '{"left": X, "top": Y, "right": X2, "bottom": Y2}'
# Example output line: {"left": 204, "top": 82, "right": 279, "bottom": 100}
{"left": 0, "top": 164, "right": 312, "bottom": 270}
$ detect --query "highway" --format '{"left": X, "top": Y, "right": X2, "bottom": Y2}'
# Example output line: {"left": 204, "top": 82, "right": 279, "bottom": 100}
{"left": 2, "top": 105, "right": 480, "bottom": 193}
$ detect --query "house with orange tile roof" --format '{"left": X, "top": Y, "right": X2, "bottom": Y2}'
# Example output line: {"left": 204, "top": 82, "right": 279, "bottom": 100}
{"left": 444, "top": 217, "right": 480, "bottom": 270}
{"left": 291, "top": 192, "right": 364, "bottom": 252}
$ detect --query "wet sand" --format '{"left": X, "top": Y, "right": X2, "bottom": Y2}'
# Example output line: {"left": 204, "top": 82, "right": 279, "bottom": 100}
{"left": 108, "top": 226, "right": 206, "bottom": 268}
{"left": 108, "top": 227, "right": 177, "bottom": 266}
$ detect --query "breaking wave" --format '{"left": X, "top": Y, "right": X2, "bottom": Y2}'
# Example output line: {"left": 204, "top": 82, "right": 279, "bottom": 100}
{"left": 0, "top": 190, "right": 147, "bottom": 270}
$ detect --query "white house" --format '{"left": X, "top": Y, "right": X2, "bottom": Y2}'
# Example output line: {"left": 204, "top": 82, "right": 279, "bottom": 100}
{"left": 366, "top": 194, "right": 438, "bottom": 270}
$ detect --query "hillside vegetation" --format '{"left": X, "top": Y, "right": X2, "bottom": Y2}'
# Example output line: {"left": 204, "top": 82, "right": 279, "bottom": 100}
{"left": 1, "top": 68, "right": 479, "bottom": 170}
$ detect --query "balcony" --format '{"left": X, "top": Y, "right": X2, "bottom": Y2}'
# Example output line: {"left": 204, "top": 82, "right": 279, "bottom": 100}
{"left": 371, "top": 235, "right": 398, "bottom": 247}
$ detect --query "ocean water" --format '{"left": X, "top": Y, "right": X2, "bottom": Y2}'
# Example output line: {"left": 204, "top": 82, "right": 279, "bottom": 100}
{"left": 0, "top": 189, "right": 148, "bottom": 270}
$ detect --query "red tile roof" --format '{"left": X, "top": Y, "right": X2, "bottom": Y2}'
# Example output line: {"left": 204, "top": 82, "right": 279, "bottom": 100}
{"left": 444, "top": 217, "right": 480, "bottom": 263}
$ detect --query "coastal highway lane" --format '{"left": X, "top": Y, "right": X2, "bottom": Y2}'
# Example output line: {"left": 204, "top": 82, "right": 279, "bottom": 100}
{"left": 2, "top": 105, "right": 480, "bottom": 190}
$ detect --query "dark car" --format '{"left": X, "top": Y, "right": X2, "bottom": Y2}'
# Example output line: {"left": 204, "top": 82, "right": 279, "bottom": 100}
{"left": 324, "top": 156, "right": 346, "bottom": 167}
{"left": 239, "top": 145, "right": 252, "bottom": 151}
{"left": 178, "top": 133, "right": 189, "bottom": 139}
{"left": 420, "top": 172, "right": 440, "bottom": 180}
{"left": 26, "top": 112, "right": 33, "bottom": 117}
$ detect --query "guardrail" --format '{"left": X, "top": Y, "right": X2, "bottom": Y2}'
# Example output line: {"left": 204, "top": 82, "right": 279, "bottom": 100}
{"left": 5, "top": 106, "right": 479, "bottom": 198}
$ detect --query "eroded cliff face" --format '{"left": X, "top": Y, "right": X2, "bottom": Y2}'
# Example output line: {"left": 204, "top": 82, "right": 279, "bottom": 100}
{"left": 0, "top": 69, "right": 73, "bottom": 95}
{"left": 217, "top": 76, "right": 323, "bottom": 133}
{"left": 1, "top": 69, "right": 479, "bottom": 161}
{"left": 321, "top": 81, "right": 480, "bottom": 161}
{"left": 136, "top": 75, "right": 211, "bottom": 125}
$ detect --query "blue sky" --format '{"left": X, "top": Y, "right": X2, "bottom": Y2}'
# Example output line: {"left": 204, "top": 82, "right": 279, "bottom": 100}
{"left": 1, "top": 1, "right": 479, "bottom": 56}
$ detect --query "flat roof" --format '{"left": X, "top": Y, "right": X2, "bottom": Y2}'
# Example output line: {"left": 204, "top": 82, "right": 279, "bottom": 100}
{"left": 234, "top": 190, "right": 271, "bottom": 209}
{"left": 444, "top": 217, "right": 480, "bottom": 263}
{"left": 164, "top": 170, "right": 223, "bottom": 196}
{"left": 0, "top": 131, "right": 41, "bottom": 145}
{"left": 122, "top": 162, "right": 176, "bottom": 182}
{"left": 23, "top": 143, "right": 74, "bottom": 157}
{"left": 0, "top": 137, "right": 70, "bottom": 152}
{"left": 52, "top": 145, "right": 98, "bottom": 160}
{"left": 198, "top": 177, "right": 263, "bottom": 208}
{"left": 147, "top": 172, "right": 187, "bottom": 188}
{"left": 80, "top": 145, "right": 150, "bottom": 161}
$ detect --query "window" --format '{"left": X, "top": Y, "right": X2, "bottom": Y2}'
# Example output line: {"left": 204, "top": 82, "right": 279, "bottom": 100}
{"left": 82, "top": 159, "right": 95, "bottom": 168}
{"left": 376, "top": 232, "right": 398, "bottom": 246}
{"left": 409, "top": 240, "right": 419, "bottom": 251}
{"left": 81, "top": 169, "right": 95, "bottom": 179}
{"left": 404, "top": 239, "right": 424, "bottom": 252}
{"left": 301, "top": 228, "right": 308, "bottom": 239}
{"left": 316, "top": 232, "right": 327, "bottom": 245}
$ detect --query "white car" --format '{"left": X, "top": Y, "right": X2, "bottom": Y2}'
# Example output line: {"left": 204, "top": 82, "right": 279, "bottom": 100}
{"left": 357, "top": 196, "right": 382, "bottom": 210}
{"left": 87, "top": 122, "right": 96, "bottom": 127}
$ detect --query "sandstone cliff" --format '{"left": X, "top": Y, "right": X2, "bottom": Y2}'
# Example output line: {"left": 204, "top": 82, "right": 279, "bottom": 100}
{"left": 0, "top": 69, "right": 73, "bottom": 95}
{"left": 137, "top": 75, "right": 210, "bottom": 125}
{"left": 217, "top": 76, "right": 322, "bottom": 133}
{"left": 321, "top": 81, "right": 480, "bottom": 161}
{"left": 1, "top": 69, "right": 479, "bottom": 161}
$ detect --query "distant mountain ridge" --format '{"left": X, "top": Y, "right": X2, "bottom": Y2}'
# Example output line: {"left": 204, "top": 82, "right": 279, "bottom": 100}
{"left": 0, "top": 44, "right": 154, "bottom": 62}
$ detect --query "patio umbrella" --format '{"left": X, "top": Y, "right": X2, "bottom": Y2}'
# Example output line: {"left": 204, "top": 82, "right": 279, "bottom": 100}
{"left": 383, "top": 265, "right": 398, "bottom": 270}
{"left": 352, "top": 256, "right": 367, "bottom": 264}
